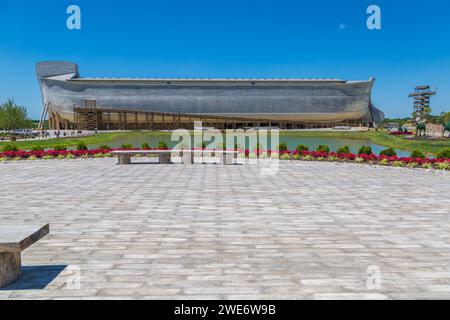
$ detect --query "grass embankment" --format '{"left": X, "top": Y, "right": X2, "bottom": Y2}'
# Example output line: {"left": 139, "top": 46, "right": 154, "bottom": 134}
{"left": 0, "top": 131, "right": 164, "bottom": 150}
{"left": 280, "top": 131, "right": 450, "bottom": 156}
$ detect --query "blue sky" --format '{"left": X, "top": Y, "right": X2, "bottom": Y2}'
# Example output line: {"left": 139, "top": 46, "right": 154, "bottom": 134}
{"left": 0, "top": 0, "right": 449, "bottom": 119}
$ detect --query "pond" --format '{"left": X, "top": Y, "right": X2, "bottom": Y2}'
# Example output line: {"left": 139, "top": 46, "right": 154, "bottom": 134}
{"left": 87, "top": 132, "right": 411, "bottom": 157}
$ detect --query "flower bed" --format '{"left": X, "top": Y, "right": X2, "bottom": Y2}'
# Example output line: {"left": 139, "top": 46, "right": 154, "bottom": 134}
{"left": 0, "top": 147, "right": 175, "bottom": 161}
{"left": 0, "top": 147, "right": 449, "bottom": 171}
{"left": 0, "top": 148, "right": 112, "bottom": 160}
{"left": 233, "top": 148, "right": 449, "bottom": 170}
{"left": 277, "top": 150, "right": 449, "bottom": 170}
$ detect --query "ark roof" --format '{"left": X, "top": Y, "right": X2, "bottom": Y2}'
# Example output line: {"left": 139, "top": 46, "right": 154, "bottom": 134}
{"left": 67, "top": 77, "right": 349, "bottom": 84}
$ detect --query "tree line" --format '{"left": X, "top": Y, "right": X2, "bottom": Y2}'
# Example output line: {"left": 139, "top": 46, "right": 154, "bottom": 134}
{"left": 383, "top": 111, "right": 450, "bottom": 127}
{"left": 0, "top": 99, "right": 33, "bottom": 131}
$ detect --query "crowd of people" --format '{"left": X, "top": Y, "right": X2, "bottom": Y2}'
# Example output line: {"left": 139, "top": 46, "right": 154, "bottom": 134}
{"left": 32, "top": 130, "right": 90, "bottom": 140}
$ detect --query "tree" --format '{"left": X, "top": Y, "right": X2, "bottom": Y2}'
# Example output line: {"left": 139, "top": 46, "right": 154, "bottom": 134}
{"left": 443, "top": 112, "right": 450, "bottom": 124}
{"left": 0, "top": 99, "right": 32, "bottom": 131}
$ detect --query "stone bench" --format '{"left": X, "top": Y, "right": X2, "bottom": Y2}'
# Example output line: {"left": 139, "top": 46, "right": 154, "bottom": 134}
{"left": 111, "top": 150, "right": 238, "bottom": 165}
{"left": 111, "top": 150, "right": 172, "bottom": 165}
{"left": 0, "top": 224, "right": 50, "bottom": 288}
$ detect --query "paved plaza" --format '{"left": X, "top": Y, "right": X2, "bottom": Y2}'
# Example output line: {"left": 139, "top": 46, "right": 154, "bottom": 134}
{"left": 0, "top": 158, "right": 449, "bottom": 300}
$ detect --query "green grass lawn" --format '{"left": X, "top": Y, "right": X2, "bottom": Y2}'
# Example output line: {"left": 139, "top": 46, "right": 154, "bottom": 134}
{"left": 1, "top": 130, "right": 449, "bottom": 156}
{"left": 0, "top": 131, "right": 150, "bottom": 150}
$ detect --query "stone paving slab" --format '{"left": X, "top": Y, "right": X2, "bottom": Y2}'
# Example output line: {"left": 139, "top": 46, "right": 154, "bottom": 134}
{"left": 0, "top": 158, "right": 449, "bottom": 299}
{"left": 0, "top": 224, "right": 49, "bottom": 252}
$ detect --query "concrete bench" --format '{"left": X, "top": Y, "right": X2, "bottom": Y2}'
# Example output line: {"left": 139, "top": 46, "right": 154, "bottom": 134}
{"left": 0, "top": 224, "right": 50, "bottom": 288}
{"left": 111, "top": 150, "right": 238, "bottom": 165}
{"left": 111, "top": 150, "right": 173, "bottom": 165}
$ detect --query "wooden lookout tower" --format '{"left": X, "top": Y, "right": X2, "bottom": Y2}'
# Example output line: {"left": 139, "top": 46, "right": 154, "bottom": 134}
{"left": 409, "top": 85, "right": 436, "bottom": 125}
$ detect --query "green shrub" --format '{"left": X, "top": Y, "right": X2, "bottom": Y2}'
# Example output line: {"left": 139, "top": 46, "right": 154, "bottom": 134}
{"left": 379, "top": 158, "right": 389, "bottom": 166}
{"left": 328, "top": 155, "right": 338, "bottom": 162}
{"left": 436, "top": 162, "right": 450, "bottom": 170}
{"left": 407, "top": 162, "right": 418, "bottom": 168}
{"left": 280, "top": 153, "right": 291, "bottom": 160}
{"left": 316, "top": 145, "right": 330, "bottom": 152}
{"left": 99, "top": 144, "right": 111, "bottom": 150}
{"left": 436, "top": 148, "right": 450, "bottom": 159}
{"left": 1, "top": 143, "right": 18, "bottom": 152}
{"left": 410, "top": 150, "right": 425, "bottom": 159}
{"left": 121, "top": 144, "right": 134, "bottom": 150}
{"left": 380, "top": 147, "right": 397, "bottom": 157}
{"left": 422, "top": 163, "right": 433, "bottom": 169}
{"left": 76, "top": 142, "right": 88, "bottom": 151}
{"left": 436, "top": 161, "right": 450, "bottom": 170}
{"left": 141, "top": 142, "right": 151, "bottom": 150}
{"left": 358, "top": 145, "right": 373, "bottom": 155}
{"left": 336, "top": 145, "right": 351, "bottom": 154}
{"left": 393, "top": 161, "right": 405, "bottom": 167}
{"left": 293, "top": 154, "right": 301, "bottom": 160}
{"left": 296, "top": 144, "right": 309, "bottom": 152}
{"left": 355, "top": 157, "right": 365, "bottom": 164}
{"left": 31, "top": 146, "right": 44, "bottom": 151}
{"left": 157, "top": 141, "right": 168, "bottom": 150}
{"left": 53, "top": 145, "right": 67, "bottom": 151}
{"left": 278, "top": 142, "right": 288, "bottom": 152}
